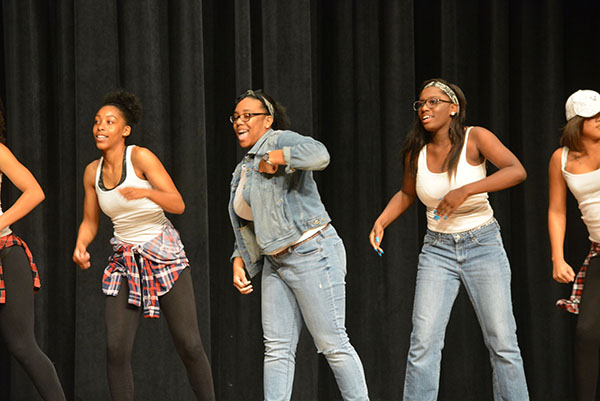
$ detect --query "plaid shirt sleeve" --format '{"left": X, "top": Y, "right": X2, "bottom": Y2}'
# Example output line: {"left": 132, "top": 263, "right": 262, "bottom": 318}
{"left": 102, "top": 221, "right": 189, "bottom": 318}
{"left": 556, "top": 241, "right": 600, "bottom": 314}
{"left": 0, "top": 234, "right": 41, "bottom": 304}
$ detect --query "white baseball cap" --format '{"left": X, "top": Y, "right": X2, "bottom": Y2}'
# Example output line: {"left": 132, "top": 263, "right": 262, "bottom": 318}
{"left": 565, "top": 89, "right": 600, "bottom": 121}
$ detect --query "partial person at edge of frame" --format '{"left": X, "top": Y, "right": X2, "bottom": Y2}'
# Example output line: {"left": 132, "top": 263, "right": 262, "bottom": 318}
{"left": 228, "top": 89, "right": 369, "bottom": 401}
{"left": 0, "top": 98, "right": 66, "bottom": 401}
{"left": 71, "top": 89, "right": 215, "bottom": 401}
{"left": 369, "top": 78, "right": 530, "bottom": 400}
{"left": 549, "top": 89, "right": 600, "bottom": 401}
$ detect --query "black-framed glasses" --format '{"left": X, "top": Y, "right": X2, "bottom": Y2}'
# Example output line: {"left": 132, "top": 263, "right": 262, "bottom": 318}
{"left": 229, "top": 112, "right": 269, "bottom": 124}
{"left": 412, "top": 97, "right": 454, "bottom": 111}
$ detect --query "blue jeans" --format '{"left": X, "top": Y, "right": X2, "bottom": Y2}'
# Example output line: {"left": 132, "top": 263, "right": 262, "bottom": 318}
{"left": 261, "top": 225, "right": 369, "bottom": 401}
{"left": 403, "top": 219, "right": 529, "bottom": 401}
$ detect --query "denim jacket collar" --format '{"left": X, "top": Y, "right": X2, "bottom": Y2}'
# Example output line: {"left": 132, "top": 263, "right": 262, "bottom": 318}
{"left": 246, "top": 129, "right": 274, "bottom": 156}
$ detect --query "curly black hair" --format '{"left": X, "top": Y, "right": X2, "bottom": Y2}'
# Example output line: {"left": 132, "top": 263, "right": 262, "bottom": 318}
{"left": 102, "top": 89, "right": 142, "bottom": 127}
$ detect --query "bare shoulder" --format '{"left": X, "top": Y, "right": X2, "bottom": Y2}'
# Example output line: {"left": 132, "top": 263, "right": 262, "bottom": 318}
{"left": 85, "top": 159, "right": 100, "bottom": 172}
{"left": 131, "top": 145, "right": 160, "bottom": 167}
{"left": 549, "top": 147, "right": 564, "bottom": 168}
{"left": 83, "top": 159, "right": 100, "bottom": 184}
{"left": 468, "top": 126, "right": 497, "bottom": 142}
{"left": 0, "top": 142, "right": 23, "bottom": 164}
{"left": 551, "top": 147, "right": 563, "bottom": 159}
{"left": 0, "top": 142, "right": 13, "bottom": 157}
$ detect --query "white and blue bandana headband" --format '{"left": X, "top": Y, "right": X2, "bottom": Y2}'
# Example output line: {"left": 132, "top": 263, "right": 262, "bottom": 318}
{"left": 424, "top": 81, "right": 460, "bottom": 114}
{"left": 239, "top": 89, "right": 275, "bottom": 117}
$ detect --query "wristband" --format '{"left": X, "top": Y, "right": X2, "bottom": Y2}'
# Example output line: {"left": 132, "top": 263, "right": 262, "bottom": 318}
{"left": 262, "top": 152, "right": 274, "bottom": 166}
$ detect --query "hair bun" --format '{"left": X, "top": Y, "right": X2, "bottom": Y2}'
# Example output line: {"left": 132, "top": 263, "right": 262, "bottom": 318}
{"left": 103, "top": 89, "right": 142, "bottom": 126}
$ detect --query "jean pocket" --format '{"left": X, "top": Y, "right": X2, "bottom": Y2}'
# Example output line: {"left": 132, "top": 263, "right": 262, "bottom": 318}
{"left": 291, "top": 239, "right": 322, "bottom": 256}
{"left": 472, "top": 230, "right": 502, "bottom": 246}
{"left": 239, "top": 223, "right": 262, "bottom": 264}
{"left": 422, "top": 234, "right": 438, "bottom": 247}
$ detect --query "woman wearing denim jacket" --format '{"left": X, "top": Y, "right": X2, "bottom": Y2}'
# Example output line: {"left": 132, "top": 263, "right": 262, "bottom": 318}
{"left": 229, "top": 89, "right": 369, "bottom": 401}
{"left": 369, "top": 79, "right": 529, "bottom": 400}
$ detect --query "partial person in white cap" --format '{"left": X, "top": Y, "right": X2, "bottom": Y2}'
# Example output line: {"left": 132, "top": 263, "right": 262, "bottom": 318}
{"left": 548, "top": 89, "right": 600, "bottom": 401}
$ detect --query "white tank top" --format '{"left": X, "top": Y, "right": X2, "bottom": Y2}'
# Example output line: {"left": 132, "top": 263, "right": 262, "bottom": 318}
{"left": 233, "top": 165, "right": 254, "bottom": 221}
{"left": 561, "top": 147, "right": 600, "bottom": 243}
{"left": 0, "top": 174, "right": 12, "bottom": 237}
{"left": 416, "top": 127, "right": 494, "bottom": 233}
{"left": 95, "top": 145, "right": 168, "bottom": 245}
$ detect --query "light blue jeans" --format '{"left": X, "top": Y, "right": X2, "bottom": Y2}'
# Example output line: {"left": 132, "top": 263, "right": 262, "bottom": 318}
{"left": 261, "top": 225, "right": 369, "bottom": 401}
{"left": 403, "top": 219, "right": 529, "bottom": 401}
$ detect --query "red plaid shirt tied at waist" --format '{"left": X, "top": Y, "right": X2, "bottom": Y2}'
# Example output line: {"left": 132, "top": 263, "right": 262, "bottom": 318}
{"left": 102, "top": 221, "right": 188, "bottom": 318}
{"left": 0, "top": 234, "right": 41, "bottom": 304}
{"left": 556, "top": 241, "right": 600, "bottom": 314}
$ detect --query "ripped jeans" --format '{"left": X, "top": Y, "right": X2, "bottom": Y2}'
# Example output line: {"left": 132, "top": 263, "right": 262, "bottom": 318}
{"left": 261, "top": 224, "right": 369, "bottom": 401}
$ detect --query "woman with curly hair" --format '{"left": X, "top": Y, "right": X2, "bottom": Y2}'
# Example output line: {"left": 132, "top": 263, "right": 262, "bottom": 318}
{"left": 0, "top": 98, "right": 66, "bottom": 400}
{"left": 72, "top": 90, "right": 215, "bottom": 401}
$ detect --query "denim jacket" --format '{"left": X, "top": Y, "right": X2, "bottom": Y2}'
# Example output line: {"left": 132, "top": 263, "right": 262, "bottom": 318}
{"left": 228, "top": 129, "right": 331, "bottom": 278}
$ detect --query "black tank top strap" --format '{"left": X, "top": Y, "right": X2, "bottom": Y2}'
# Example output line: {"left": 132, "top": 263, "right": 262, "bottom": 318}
{"left": 98, "top": 146, "right": 128, "bottom": 191}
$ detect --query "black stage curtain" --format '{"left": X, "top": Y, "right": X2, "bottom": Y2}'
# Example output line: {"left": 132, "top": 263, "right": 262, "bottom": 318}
{"left": 1, "top": 1, "right": 599, "bottom": 400}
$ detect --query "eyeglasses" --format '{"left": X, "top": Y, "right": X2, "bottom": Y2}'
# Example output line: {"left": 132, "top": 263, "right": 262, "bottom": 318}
{"left": 412, "top": 97, "right": 454, "bottom": 111}
{"left": 229, "top": 112, "right": 269, "bottom": 124}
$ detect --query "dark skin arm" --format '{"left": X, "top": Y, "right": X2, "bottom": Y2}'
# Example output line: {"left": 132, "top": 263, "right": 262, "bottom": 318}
{"left": 118, "top": 146, "right": 185, "bottom": 214}
{"left": 369, "top": 156, "right": 417, "bottom": 254}
{"left": 73, "top": 161, "right": 101, "bottom": 269}
{"left": 0, "top": 143, "right": 45, "bottom": 231}
{"left": 434, "top": 126, "right": 527, "bottom": 219}
{"left": 548, "top": 148, "right": 575, "bottom": 283}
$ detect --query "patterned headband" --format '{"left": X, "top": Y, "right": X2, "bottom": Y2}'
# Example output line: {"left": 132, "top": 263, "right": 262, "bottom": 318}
{"left": 424, "top": 81, "right": 460, "bottom": 113}
{"left": 239, "top": 89, "right": 275, "bottom": 117}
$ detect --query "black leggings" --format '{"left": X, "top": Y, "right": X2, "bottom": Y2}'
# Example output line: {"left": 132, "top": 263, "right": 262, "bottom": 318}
{"left": 105, "top": 267, "right": 215, "bottom": 401}
{"left": 0, "top": 246, "right": 66, "bottom": 401}
{"left": 576, "top": 256, "right": 600, "bottom": 401}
